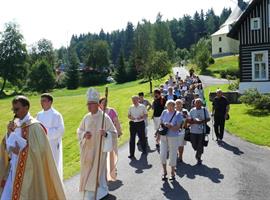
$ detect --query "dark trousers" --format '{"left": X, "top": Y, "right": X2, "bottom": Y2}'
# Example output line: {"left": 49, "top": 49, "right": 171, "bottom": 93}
{"left": 214, "top": 116, "right": 225, "bottom": 140}
{"left": 129, "top": 121, "right": 147, "bottom": 156}
{"left": 190, "top": 133, "right": 204, "bottom": 160}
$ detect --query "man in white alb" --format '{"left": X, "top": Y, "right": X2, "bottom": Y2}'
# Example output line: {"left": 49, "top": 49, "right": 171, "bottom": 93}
{"left": 36, "top": 93, "right": 65, "bottom": 180}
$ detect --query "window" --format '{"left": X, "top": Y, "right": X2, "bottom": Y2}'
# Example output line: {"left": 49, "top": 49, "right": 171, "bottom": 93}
{"left": 219, "top": 48, "right": 222, "bottom": 53}
{"left": 219, "top": 37, "right": 222, "bottom": 41}
{"left": 251, "top": 18, "right": 261, "bottom": 30}
{"left": 252, "top": 51, "right": 269, "bottom": 81}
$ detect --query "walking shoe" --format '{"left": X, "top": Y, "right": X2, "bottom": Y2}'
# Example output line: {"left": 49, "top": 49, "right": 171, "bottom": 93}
{"left": 169, "top": 175, "right": 176, "bottom": 181}
{"left": 128, "top": 155, "right": 135, "bottom": 159}
{"left": 161, "top": 173, "right": 167, "bottom": 181}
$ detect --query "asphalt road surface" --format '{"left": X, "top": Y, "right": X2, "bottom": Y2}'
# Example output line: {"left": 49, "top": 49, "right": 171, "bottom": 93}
{"left": 65, "top": 67, "right": 270, "bottom": 200}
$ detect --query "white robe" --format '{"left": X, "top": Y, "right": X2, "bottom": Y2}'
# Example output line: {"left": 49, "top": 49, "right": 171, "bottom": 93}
{"left": 36, "top": 108, "right": 64, "bottom": 180}
{"left": 1, "top": 113, "right": 29, "bottom": 200}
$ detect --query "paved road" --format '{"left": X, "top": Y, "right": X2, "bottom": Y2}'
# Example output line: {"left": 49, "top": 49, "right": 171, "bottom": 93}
{"left": 65, "top": 68, "right": 270, "bottom": 200}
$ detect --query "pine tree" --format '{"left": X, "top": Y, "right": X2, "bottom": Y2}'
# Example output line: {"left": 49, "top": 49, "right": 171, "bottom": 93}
{"left": 66, "top": 48, "right": 80, "bottom": 89}
{"left": 114, "top": 52, "right": 127, "bottom": 83}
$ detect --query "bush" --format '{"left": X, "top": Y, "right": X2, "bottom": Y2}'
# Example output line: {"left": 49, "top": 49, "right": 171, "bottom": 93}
{"left": 239, "top": 89, "right": 270, "bottom": 111}
{"left": 220, "top": 68, "right": 239, "bottom": 79}
{"left": 208, "top": 57, "right": 215, "bottom": 64}
{"left": 228, "top": 79, "right": 239, "bottom": 91}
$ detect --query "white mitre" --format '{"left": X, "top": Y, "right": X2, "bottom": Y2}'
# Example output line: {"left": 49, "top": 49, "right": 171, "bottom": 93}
{"left": 86, "top": 88, "right": 100, "bottom": 103}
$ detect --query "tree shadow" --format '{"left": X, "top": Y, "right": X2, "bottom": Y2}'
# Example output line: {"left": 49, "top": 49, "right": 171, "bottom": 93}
{"left": 129, "top": 153, "right": 152, "bottom": 174}
{"left": 245, "top": 109, "right": 270, "bottom": 117}
{"left": 176, "top": 162, "right": 224, "bottom": 183}
{"left": 218, "top": 141, "right": 244, "bottom": 155}
{"left": 161, "top": 179, "right": 191, "bottom": 200}
{"left": 108, "top": 180, "right": 124, "bottom": 191}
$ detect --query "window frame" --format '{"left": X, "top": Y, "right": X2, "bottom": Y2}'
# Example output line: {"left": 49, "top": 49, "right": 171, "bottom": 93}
{"left": 250, "top": 17, "right": 261, "bottom": 30}
{"left": 252, "top": 51, "right": 269, "bottom": 81}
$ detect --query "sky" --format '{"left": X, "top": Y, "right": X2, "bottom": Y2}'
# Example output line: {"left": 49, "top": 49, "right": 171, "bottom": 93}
{"left": 0, "top": 0, "right": 238, "bottom": 49}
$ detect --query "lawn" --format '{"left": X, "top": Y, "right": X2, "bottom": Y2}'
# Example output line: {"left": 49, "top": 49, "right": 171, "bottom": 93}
{"left": 188, "top": 55, "right": 239, "bottom": 78}
{"left": 205, "top": 84, "right": 270, "bottom": 147}
{"left": 0, "top": 78, "right": 166, "bottom": 179}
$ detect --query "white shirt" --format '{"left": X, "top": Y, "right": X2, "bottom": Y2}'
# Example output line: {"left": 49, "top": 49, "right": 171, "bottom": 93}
{"left": 36, "top": 107, "right": 64, "bottom": 180}
{"left": 128, "top": 104, "right": 147, "bottom": 122}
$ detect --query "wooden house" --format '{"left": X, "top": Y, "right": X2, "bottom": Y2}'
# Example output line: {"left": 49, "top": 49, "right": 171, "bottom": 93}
{"left": 228, "top": 0, "right": 270, "bottom": 93}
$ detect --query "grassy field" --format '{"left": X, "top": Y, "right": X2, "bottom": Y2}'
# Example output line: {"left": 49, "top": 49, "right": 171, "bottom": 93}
{"left": 0, "top": 78, "right": 166, "bottom": 179}
{"left": 188, "top": 55, "right": 239, "bottom": 78}
{"left": 205, "top": 84, "right": 270, "bottom": 147}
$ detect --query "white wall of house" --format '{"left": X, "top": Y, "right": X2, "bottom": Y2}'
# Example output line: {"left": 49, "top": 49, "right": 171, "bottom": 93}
{"left": 212, "top": 34, "right": 239, "bottom": 57}
{"left": 239, "top": 82, "right": 270, "bottom": 93}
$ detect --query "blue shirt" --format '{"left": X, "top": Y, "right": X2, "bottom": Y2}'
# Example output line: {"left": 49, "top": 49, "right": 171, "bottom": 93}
{"left": 160, "top": 110, "right": 183, "bottom": 137}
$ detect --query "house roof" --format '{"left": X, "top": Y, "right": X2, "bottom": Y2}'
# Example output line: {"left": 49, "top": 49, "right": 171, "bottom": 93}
{"left": 228, "top": 0, "right": 259, "bottom": 39}
{"left": 212, "top": 1, "right": 247, "bottom": 36}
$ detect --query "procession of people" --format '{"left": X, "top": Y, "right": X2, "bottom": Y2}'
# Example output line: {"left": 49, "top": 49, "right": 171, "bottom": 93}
{"left": 0, "top": 69, "right": 229, "bottom": 200}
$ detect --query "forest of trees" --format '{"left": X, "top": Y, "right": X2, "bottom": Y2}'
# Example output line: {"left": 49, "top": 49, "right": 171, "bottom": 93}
{"left": 0, "top": 7, "right": 231, "bottom": 94}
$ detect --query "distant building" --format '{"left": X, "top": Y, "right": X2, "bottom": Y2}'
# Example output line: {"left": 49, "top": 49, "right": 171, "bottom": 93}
{"left": 228, "top": 0, "right": 270, "bottom": 93}
{"left": 211, "top": 1, "right": 248, "bottom": 58}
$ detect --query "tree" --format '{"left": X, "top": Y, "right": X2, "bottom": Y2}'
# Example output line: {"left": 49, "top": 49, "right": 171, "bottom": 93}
{"left": 123, "top": 22, "right": 135, "bottom": 60}
{"left": 29, "top": 38, "right": 55, "bottom": 67}
{"left": 87, "top": 40, "right": 109, "bottom": 69}
{"left": 192, "top": 38, "right": 211, "bottom": 71}
{"left": 134, "top": 20, "right": 154, "bottom": 73}
{"left": 153, "top": 13, "right": 175, "bottom": 59}
{"left": 205, "top": 8, "right": 219, "bottom": 34}
{"left": 114, "top": 52, "right": 127, "bottom": 83}
{"left": 28, "top": 60, "right": 55, "bottom": 92}
{"left": 66, "top": 48, "right": 80, "bottom": 89}
{"left": 0, "top": 22, "right": 27, "bottom": 93}
{"left": 219, "top": 8, "right": 232, "bottom": 25}
{"left": 142, "top": 51, "right": 171, "bottom": 93}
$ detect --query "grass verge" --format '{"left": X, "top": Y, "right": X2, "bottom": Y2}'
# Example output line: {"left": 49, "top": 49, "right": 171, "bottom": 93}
{"left": 205, "top": 84, "right": 270, "bottom": 147}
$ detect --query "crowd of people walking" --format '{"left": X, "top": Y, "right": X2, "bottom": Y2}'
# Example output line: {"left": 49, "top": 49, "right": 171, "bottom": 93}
{"left": 0, "top": 69, "right": 230, "bottom": 200}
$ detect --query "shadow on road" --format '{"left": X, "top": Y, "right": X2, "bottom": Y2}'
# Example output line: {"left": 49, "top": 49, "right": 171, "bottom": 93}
{"left": 108, "top": 180, "right": 124, "bottom": 191}
{"left": 161, "top": 179, "right": 191, "bottom": 200}
{"left": 176, "top": 162, "right": 224, "bottom": 183}
{"left": 101, "top": 193, "right": 117, "bottom": 200}
{"left": 129, "top": 153, "right": 152, "bottom": 174}
{"left": 219, "top": 141, "right": 244, "bottom": 155}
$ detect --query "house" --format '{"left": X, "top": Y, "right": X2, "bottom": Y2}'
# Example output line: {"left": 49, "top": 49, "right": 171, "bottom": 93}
{"left": 211, "top": 1, "right": 248, "bottom": 58}
{"left": 228, "top": 0, "right": 270, "bottom": 93}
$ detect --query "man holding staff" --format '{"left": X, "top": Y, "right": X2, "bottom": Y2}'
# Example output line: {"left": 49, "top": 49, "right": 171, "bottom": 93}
{"left": 77, "top": 88, "right": 117, "bottom": 200}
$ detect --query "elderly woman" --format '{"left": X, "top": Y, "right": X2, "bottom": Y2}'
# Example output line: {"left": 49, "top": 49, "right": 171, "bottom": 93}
{"left": 187, "top": 98, "right": 210, "bottom": 165}
{"left": 159, "top": 100, "right": 183, "bottom": 181}
{"left": 175, "top": 99, "right": 189, "bottom": 162}
{"left": 99, "top": 97, "right": 122, "bottom": 181}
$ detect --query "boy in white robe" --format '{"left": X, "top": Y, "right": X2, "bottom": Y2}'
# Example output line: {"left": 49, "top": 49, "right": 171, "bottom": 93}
{"left": 36, "top": 93, "right": 65, "bottom": 180}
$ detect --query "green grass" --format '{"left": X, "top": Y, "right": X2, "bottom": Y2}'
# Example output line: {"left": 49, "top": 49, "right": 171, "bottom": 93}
{"left": 205, "top": 84, "right": 270, "bottom": 147}
{"left": 0, "top": 78, "right": 167, "bottom": 179}
{"left": 188, "top": 55, "right": 239, "bottom": 78}
{"left": 208, "top": 55, "right": 239, "bottom": 72}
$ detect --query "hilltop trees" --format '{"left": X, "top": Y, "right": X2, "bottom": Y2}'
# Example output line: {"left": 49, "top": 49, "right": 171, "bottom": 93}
{"left": 0, "top": 7, "right": 233, "bottom": 94}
